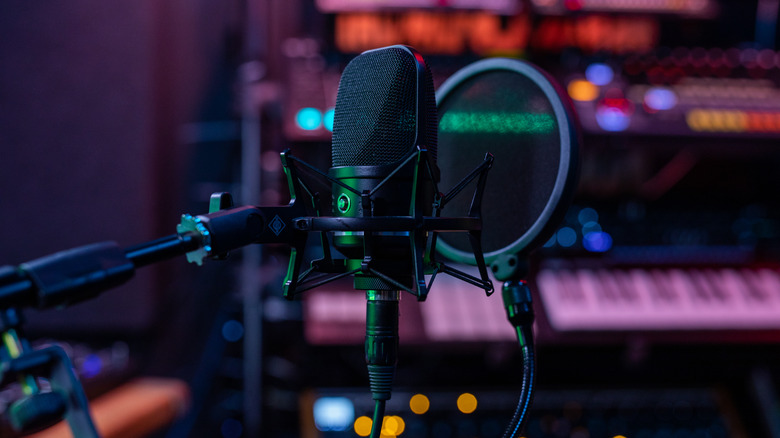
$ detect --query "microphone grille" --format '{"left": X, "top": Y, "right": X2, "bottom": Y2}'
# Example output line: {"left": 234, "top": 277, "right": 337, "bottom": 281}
{"left": 332, "top": 46, "right": 437, "bottom": 167}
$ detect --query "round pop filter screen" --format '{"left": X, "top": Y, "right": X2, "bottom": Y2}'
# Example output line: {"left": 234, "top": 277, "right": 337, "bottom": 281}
{"left": 436, "top": 59, "right": 579, "bottom": 265}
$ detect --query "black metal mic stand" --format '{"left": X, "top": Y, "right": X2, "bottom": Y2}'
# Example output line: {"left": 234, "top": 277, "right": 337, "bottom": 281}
{"left": 0, "top": 149, "right": 537, "bottom": 437}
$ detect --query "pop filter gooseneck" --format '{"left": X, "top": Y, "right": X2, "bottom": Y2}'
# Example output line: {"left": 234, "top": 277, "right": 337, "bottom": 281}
{"left": 435, "top": 58, "right": 581, "bottom": 438}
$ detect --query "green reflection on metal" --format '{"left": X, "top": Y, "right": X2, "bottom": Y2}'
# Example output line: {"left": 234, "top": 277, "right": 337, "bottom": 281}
{"left": 440, "top": 111, "right": 555, "bottom": 134}
{"left": 337, "top": 193, "right": 350, "bottom": 214}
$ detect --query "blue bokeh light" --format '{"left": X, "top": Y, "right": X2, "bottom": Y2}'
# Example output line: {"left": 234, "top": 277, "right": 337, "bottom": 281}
{"left": 323, "top": 108, "right": 335, "bottom": 131}
{"left": 585, "top": 63, "right": 614, "bottom": 86}
{"left": 222, "top": 320, "right": 244, "bottom": 343}
{"left": 644, "top": 87, "right": 678, "bottom": 111}
{"left": 557, "top": 227, "right": 578, "bottom": 248}
{"left": 583, "top": 231, "right": 613, "bottom": 252}
{"left": 82, "top": 354, "right": 103, "bottom": 378}
{"left": 313, "top": 397, "right": 355, "bottom": 432}
{"left": 596, "top": 106, "right": 631, "bottom": 132}
{"left": 296, "top": 107, "right": 322, "bottom": 130}
{"left": 577, "top": 207, "right": 599, "bottom": 225}
{"left": 582, "top": 221, "right": 602, "bottom": 234}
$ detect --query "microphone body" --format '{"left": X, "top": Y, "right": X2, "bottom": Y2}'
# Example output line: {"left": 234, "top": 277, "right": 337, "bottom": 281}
{"left": 329, "top": 45, "right": 438, "bottom": 291}
{"left": 327, "top": 45, "right": 440, "bottom": 437}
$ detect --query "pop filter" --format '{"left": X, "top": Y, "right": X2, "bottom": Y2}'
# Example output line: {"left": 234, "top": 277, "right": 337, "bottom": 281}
{"left": 435, "top": 59, "right": 580, "bottom": 280}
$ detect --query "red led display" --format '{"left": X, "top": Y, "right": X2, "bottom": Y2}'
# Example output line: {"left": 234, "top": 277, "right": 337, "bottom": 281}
{"left": 334, "top": 12, "right": 659, "bottom": 55}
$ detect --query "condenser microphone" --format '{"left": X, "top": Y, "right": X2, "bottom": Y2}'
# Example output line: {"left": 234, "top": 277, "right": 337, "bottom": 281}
{"left": 329, "top": 45, "right": 438, "bottom": 291}
{"left": 327, "top": 45, "right": 438, "bottom": 438}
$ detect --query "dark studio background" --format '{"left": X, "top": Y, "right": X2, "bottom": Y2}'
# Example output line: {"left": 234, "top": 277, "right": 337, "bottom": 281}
{"left": 2, "top": 1, "right": 780, "bottom": 437}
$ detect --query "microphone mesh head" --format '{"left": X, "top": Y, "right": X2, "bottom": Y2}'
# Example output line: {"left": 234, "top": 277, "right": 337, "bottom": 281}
{"left": 332, "top": 46, "right": 437, "bottom": 167}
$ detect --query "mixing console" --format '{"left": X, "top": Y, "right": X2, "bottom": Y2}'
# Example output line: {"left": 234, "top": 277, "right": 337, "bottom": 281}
{"left": 306, "top": 386, "right": 742, "bottom": 438}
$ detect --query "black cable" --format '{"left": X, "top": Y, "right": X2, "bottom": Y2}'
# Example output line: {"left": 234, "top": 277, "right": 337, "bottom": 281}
{"left": 502, "top": 325, "right": 536, "bottom": 438}
{"left": 369, "top": 399, "right": 386, "bottom": 438}
{"left": 364, "top": 290, "right": 399, "bottom": 438}
{"left": 362, "top": 280, "right": 535, "bottom": 438}
{"left": 501, "top": 280, "right": 537, "bottom": 438}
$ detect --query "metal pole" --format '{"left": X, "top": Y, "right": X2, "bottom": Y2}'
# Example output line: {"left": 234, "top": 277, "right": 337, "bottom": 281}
{"left": 240, "top": 0, "right": 268, "bottom": 433}
{"left": 240, "top": 59, "right": 263, "bottom": 437}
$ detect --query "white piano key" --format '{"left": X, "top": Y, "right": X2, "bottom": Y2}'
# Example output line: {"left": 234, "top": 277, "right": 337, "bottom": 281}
{"left": 598, "top": 269, "right": 640, "bottom": 304}
{"left": 688, "top": 269, "right": 730, "bottom": 306}
{"left": 536, "top": 269, "right": 565, "bottom": 306}
{"left": 667, "top": 269, "right": 697, "bottom": 308}
{"left": 628, "top": 268, "right": 656, "bottom": 308}
{"left": 703, "top": 268, "right": 740, "bottom": 304}
{"left": 596, "top": 269, "right": 623, "bottom": 303}
{"left": 649, "top": 269, "right": 681, "bottom": 304}
{"left": 721, "top": 268, "right": 762, "bottom": 304}
{"left": 558, "top": 269, "right": 587, "bottom": 303}
{"left": 577, "top": 269, "right": 608, "bottom": 305}
{"left": 758, "top": 269, "right": 780, "bottom": 302}
{"left": 613, "top": 269, "right": 641, "bottom": 302}
{"left": 742, "top": 269, "right": 772, "bottom": 302}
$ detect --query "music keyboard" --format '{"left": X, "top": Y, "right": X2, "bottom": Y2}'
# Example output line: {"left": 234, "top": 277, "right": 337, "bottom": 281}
{"left": 537, "top": 266, "right": 780, "bottom": 331}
